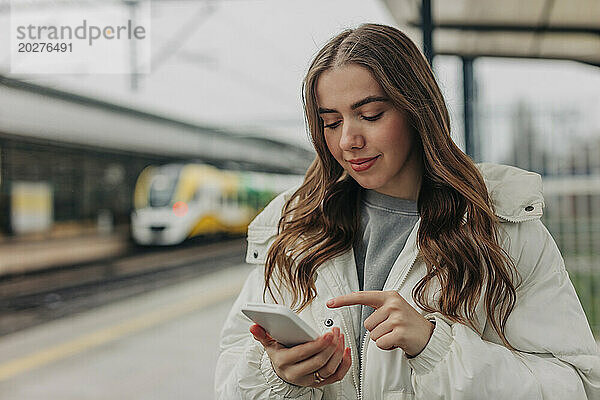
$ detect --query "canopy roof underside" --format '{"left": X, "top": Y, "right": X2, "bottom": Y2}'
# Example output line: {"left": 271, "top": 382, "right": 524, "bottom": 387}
{"left": 382, "top": 0, "right": 600, "bottom": 67}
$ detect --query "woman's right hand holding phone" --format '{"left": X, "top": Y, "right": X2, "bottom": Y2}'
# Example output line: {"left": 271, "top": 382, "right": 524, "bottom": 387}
{"left": 250, "top": 324, "right": 352, "bottom": 388}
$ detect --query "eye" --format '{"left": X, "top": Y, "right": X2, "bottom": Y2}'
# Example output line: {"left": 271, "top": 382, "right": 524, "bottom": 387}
{"left": 324, "top": 121, "right": 342, "bottom": 129}
{"left": 362, "top": 111, "right": 384, "bottom": 121}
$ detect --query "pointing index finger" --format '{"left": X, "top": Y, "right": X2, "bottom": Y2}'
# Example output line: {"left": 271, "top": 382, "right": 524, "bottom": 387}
{"left": 326, "top": 291, "right": 386, "bottom": 309}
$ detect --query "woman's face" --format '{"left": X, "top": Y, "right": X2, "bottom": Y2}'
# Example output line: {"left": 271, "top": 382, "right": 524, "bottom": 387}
{"left": 316, "top": 64, "right": 423, "bottom": 200}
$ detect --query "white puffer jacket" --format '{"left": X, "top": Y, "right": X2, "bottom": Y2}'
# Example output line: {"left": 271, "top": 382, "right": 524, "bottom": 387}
{"left": 215, "top": 163, "right": 600, "bottom": 400}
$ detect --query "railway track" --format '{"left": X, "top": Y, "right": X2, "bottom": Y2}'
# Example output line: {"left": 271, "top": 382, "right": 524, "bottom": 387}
{"left": 0, "top": 237, "right": 247, "bottom": 336}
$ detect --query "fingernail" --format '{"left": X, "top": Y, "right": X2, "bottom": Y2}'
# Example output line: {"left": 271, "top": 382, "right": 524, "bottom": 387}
{"left": 326, "top": 299, "right": 334, "bottom": 307}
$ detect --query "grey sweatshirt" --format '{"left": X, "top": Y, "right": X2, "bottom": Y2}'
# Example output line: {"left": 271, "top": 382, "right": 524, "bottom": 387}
{"left": 353, "top": 189, "right": 419, "bottom": 355}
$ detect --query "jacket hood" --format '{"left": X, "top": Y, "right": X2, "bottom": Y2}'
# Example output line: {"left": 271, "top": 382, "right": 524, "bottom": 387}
{"left": 476, "top": 163, "right": 544, "bottom": 222}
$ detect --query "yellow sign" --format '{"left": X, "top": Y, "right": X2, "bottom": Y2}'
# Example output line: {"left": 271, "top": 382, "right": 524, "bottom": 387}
{"left": 11, "top": 181, "right": 53, "bottom": 234}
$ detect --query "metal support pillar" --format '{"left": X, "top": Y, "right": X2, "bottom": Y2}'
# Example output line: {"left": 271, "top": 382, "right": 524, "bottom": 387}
{"left": 126, "top": 0, "right": 139, "bottom": 91}
{"left": 462, "top": 57, "right": 475, "bottom": 159}
{"left": 421, "top": 0, "right": 434, "bottom": 65}
{"left": 0, "top": 141, "right": 12, "bottom": 235}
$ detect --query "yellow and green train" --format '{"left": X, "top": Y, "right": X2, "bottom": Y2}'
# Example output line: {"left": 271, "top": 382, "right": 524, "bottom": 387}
{"left": 131, "top": 163, "right": 303, "bottom": 245}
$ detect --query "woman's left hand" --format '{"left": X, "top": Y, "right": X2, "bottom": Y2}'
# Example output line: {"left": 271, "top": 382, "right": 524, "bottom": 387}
{"left": 327, "top": 291, "right": 435, "bottom": 357}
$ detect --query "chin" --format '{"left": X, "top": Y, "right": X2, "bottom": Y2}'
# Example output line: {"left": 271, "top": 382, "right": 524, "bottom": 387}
{"left": 352, "top": 178, "right": 381, "bottom": 190}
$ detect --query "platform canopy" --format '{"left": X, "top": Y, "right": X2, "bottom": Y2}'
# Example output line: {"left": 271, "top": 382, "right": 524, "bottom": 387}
{"left": 382, "top": 0, "right": 600, "bottom": 67}
{"left": 0, "top": 76, "right": 315, "bottom": 175}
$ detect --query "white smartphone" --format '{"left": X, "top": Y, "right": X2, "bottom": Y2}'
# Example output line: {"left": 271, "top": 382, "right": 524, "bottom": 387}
{"left": 241, "top": 303, "right": 320, "bottom": 347}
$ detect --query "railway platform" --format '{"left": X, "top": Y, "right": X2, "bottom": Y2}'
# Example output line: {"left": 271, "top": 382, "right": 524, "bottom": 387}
{"left": 0, "top": 226, "right": 132, "bottom": 276}
{"left": 0, "top": 262, "right": 251, "bottom": 399}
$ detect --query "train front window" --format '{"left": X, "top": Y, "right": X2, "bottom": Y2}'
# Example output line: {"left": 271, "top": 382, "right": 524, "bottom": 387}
{"left": 149, "top": 166, "right": 181, "bottom": 207}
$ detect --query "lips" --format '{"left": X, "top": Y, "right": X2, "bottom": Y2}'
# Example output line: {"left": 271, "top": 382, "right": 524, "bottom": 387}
{"left": 348, "top": 156, "right": 379, "bottom": 164}
{"left": 348, "top": 155, "right": 379, "bottom": 172}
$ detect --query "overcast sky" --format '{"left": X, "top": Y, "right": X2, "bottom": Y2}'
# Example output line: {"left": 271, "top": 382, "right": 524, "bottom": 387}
{"left": 1, "top": 0, "right": 599, "bottom": 158}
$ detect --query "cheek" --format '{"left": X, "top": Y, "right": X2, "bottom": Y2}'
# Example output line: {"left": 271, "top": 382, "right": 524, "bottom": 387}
{"left": 324, "top": 134, "right": 342, "bottom": 161}
{"left": 389, "top": 134, "right": 412, "bottom": 154}
{"left": 382, "top": 121, "right": 413, "bottom": 154}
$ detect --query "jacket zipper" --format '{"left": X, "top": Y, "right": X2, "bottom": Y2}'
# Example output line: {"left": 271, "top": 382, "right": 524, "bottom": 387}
{"left": 338, "top": 312, "right": 361, "bottom": 400}
{"left": 397, "top": 252, "right": 418, "bottom": 293}
{"left": 357, "top": 252, "right": 419, "bottom": 399}
{"left": 497, "top": 214, "right": 540, "bottom": 223}
{"left": 358, "top": 331, "right": 369, "bottom": 400}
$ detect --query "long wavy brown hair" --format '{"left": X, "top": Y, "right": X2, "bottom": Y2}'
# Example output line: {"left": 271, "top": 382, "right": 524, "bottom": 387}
{"left": 264, "top": 23, "right": 520, "bottom": 350}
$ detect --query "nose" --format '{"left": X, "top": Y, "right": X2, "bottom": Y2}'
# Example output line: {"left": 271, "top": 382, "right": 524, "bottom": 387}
{"left": 339, "top": 122, "right": 364, "bottom": 151}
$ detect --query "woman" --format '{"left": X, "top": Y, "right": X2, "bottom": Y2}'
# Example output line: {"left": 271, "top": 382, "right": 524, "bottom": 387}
{"left": 215, "top": 23, "right": 600, "bottom": 399}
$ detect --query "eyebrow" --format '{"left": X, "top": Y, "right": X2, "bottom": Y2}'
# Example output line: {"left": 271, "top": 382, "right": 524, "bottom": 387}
{"left": 318, "top": 95, "right": 389, "bottom": 114}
